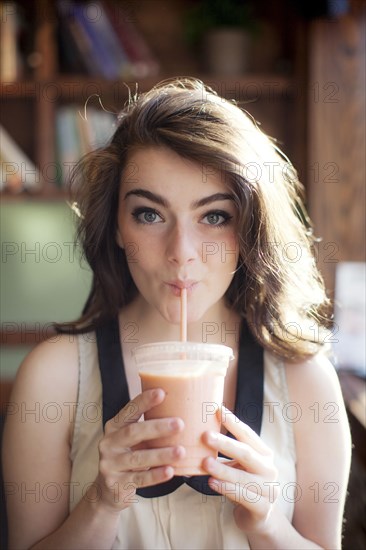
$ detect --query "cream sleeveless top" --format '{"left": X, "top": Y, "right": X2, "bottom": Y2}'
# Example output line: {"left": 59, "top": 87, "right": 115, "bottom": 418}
{"left": 69, "top": 333, "right": 297, "bottom": 549}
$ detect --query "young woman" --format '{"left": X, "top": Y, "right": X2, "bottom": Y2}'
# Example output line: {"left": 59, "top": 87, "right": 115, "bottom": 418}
{"left": 3, "top": 78, "right": 351, "bottom": 549}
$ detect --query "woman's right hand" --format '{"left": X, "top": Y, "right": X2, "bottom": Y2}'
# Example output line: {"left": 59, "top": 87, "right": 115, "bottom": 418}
{"left": 92, "top": 388, "right": 185, "bottom": 512}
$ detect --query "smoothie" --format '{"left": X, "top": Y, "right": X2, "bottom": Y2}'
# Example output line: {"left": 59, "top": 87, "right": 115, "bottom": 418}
{"left": 133, "top": 342, "right": 233, "bottom": 475}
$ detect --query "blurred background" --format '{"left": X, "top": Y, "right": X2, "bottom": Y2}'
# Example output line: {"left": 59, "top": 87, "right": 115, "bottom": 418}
{"left": 0, "top": 0, "right": 365, "bottom": 547}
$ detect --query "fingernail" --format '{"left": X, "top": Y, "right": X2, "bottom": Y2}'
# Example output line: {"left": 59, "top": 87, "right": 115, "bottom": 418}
{"left": 207, "top": 431, "right": 218, "bottom": 442}
{"left": 205, "top": 457, "right": 216, "bottom": 471}
{"left": 163, "top": 466, "right": 174, "bottom": 478}
{"left": 208, "top": 477, "right": 219, "bottom": 489}
{"left": 169, "top": 418, "right": 182, "bottom": 430}
{"left": 152, "top": 389, "right": 164, "bottom": 399}
{"left": 172, "top": 446, "right": 185, "bottom": 459}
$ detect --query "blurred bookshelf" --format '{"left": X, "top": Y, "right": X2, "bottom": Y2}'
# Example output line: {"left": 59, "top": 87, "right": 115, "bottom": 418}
{"left": 0, "top": 0, "right": 306, "bottom": 197}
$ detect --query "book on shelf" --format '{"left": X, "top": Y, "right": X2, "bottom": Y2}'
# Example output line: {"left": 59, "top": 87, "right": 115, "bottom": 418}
{"left": 57, "top": 5, "right": 91, "bottom": 75}
{"left": 0, "top": 2, "right": 24, "bottom": 81}
{"left": 56, "top": 105, "right": 116, "bottom": 186}
{"left": 55, "top": 106, "right": 82, "bottom": 187}
{"left": 0, "top": 124, "right": 41, "bottom": 192}
{"left": 104, "top": 0, "right": 160, "bottom": 78}
{"left": 57, "top": 0, "right": 159, "bottom": 79}
{"left": 58, "top": 0, "right": 105, "bottom": 77}
{"left": 71, "top": 1, "right": 130, "bottom": 80}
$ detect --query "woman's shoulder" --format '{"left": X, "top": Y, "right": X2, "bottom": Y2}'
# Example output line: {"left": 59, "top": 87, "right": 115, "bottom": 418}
{"left": 283, "top": 349, "right": 351, "bottom": 455}
{"left": 263, "top": 348, "right": 347, "bottom": 429}
{"left": 10, "top": 333, "right": 81, "bottom": 407}
{"left": 284, "top": 350, "right": 343, "bottom": 404}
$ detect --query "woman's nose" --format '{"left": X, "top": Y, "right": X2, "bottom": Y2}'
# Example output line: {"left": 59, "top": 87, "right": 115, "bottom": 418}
{"left": 166, "top": 222, "right": 198, "bottom": 265}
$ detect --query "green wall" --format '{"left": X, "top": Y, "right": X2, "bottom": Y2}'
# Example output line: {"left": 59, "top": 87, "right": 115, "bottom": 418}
{"left": 1, "top": 201, "right": 92, "bottom": 377}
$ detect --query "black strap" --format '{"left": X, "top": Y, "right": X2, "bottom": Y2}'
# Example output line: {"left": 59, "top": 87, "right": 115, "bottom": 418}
{"left": 234, "top": 321, "right": 264, "bottom": 434}
{"left": 96, "top": 318, "right": 263, "bottom": 498}
{"left": 96, "top": 320, "right": 130, "bottom": 427}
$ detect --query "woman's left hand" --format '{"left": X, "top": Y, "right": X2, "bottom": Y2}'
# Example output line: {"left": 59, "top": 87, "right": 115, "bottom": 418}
{"left": 202, "top": 406, "right": 279, "bottom": 536}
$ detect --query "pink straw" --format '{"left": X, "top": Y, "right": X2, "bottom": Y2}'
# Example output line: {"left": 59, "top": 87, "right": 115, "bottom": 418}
{"left": 180, "top": 288, "right": 187, "bottom": 342}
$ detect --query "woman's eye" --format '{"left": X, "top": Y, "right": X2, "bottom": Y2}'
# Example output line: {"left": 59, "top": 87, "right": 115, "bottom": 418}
{"left": 142, "top": 211, "right": 159, "bottom": 223}
{"left": 132, "top": 208, "right": 163, "bottom": 224}
{"left": 202, "top": 211, "right": 231, "bottom": 226}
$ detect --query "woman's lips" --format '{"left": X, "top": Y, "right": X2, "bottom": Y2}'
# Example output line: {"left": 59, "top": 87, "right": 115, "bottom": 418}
{"left": 165, "top": 281, "right": 198, "bottom": 296}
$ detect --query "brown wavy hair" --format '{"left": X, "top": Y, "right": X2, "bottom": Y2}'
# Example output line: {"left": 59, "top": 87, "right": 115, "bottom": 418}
{"left": 57, "top": 77, "right": 332, "bottom": 360}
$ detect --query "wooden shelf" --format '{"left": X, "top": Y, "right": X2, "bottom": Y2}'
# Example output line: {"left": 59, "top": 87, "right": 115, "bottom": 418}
{"left": 1, "top": 72, "right": 296, "bottom": 197}
{"left": 0, "top": 189, "right": 69, "bottom": 202}
{"left": 1, "top": 73, "right": 294, "bottom": 102}
{"left": 0, "top": 380, "right": 13, "bottom": 413}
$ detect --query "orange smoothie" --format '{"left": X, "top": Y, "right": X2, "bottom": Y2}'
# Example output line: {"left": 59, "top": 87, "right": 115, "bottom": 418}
{"left": 134, "top": 342, "right": 233, "bottom": 476}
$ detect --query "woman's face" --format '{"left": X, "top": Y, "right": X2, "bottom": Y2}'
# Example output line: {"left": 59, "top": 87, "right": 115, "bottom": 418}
{"left": 117, "top": 146, "right": 239, "bottom": 324}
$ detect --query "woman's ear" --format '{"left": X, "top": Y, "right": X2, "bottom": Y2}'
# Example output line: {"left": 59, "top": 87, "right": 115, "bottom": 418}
{"left": 116, "top": 229, "right": 124, "bottom": 249}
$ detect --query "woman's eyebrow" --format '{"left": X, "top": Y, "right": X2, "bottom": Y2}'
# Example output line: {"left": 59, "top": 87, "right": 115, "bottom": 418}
{"left": 123, "top": 189, "right": 234, "bottom": 208}
{"left": 192, "top": 193, "right": 234, "bottom": 208}
{"left": 123, "top": 189, "right": 168, "bottom": 207}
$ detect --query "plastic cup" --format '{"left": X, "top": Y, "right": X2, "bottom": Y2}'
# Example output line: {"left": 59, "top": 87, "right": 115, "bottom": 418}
{"left": 133, "top": 341, "right": 233, "bottom": 476}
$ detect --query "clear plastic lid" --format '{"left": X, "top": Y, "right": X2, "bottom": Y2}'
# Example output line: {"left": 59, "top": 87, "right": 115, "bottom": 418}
{"left": 132, "top": 341, "right": 234, "bottom": 365}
